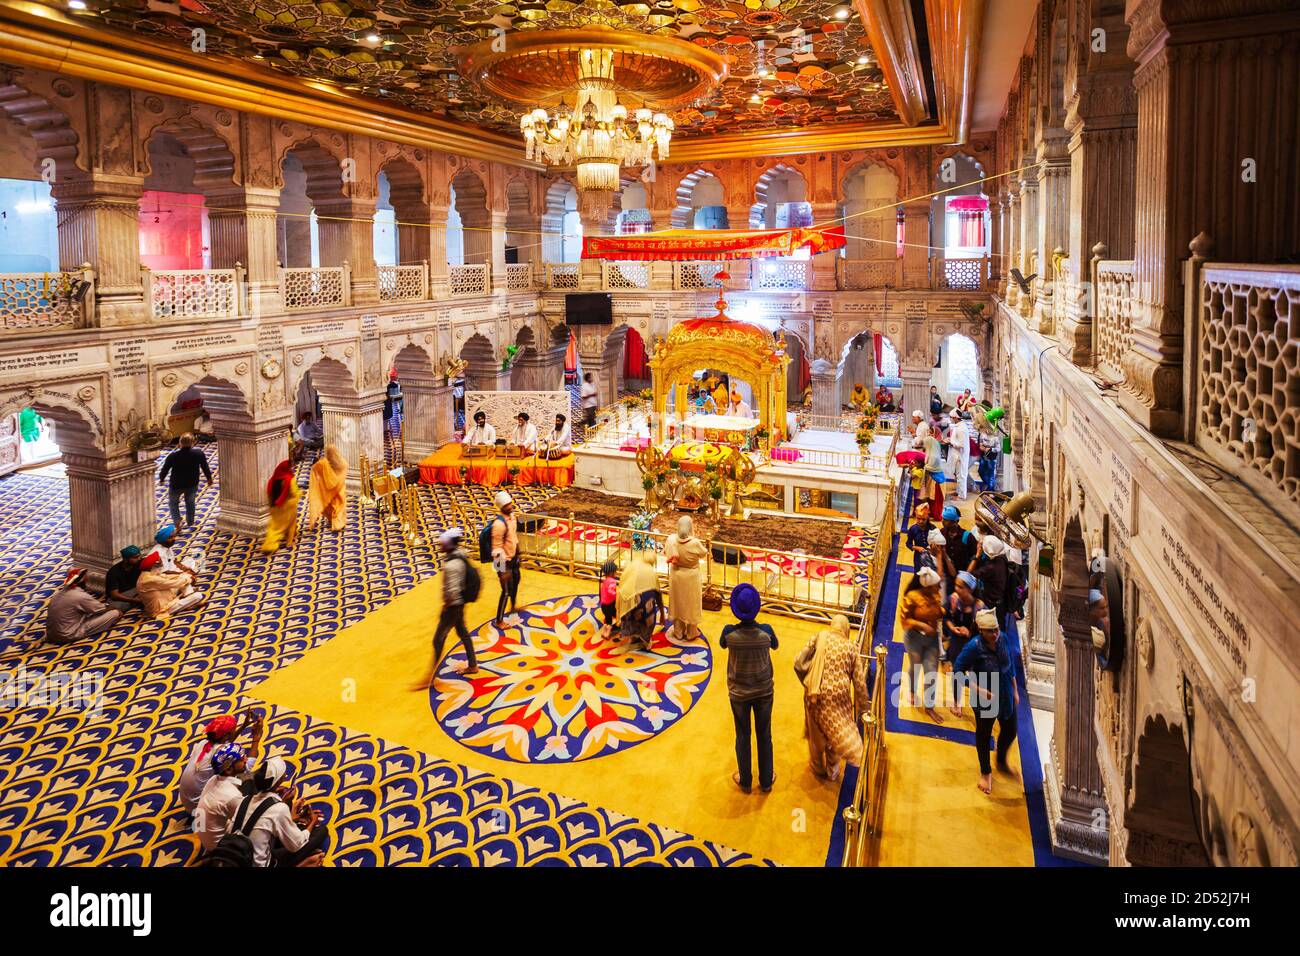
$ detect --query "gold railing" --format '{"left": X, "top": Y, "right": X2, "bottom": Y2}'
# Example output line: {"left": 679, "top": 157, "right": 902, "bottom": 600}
{"left": 841, "top": 643, "right": 889, "bottom": 867}
{"left": 768, "top": 426, "right": 898, "bottom": 476}
{"left": 449, "top": 498, "right": 879, "bottom": 626}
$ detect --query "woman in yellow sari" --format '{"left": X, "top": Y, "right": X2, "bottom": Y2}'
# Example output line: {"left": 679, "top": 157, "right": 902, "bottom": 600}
{"left": 307, "top": 444, "right": 348, "bottom": 532}
{"left": 261, "top": 459, "right": 300, "bottom": 553}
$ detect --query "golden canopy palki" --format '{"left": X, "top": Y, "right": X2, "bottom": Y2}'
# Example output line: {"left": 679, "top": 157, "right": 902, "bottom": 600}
{"left": 649, "top": 290, "right": 790, "bottom": 445}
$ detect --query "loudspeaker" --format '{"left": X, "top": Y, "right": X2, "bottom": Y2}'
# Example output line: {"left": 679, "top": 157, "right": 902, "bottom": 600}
{"left": 710, "top": 542, "right": 747, "bottom": 566}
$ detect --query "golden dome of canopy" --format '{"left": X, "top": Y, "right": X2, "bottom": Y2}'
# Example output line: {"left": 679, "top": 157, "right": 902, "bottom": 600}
{"left": 663, "top": 307, "right": 781, "bottom": 358}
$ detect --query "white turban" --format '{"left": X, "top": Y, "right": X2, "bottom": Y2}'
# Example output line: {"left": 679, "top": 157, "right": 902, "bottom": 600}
{"left": 975, "top": 608, "right": 999, "bottom": 630}
{"left": 982, "top": 536, "right": 1007, "bottom": 557}
{"left": 926, "top": 528, "right": 946, "bottom": 548}
{"left": 917, "top": 567, "right": 941, "bottom": 587}
{"left": 1007, "top": 547, "right": 1023, "bottom": 566}
{"left": 912, "top": 410, "right": 923, "bottom": 420}
{"left": 677, "top": 515, "right": 693, "bottom": 539}
{"left": 494, "top": 490, "right": 513, "bottom": 509}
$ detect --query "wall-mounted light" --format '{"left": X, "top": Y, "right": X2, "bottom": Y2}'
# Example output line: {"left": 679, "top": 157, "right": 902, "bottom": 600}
{"left": 67, "top": 0, "right": 88, "bottom": 9}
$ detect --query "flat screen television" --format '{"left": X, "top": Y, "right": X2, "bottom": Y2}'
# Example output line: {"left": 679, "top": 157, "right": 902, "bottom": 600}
{"left": 565, "top": 292, "right": 613, "bottom": 325}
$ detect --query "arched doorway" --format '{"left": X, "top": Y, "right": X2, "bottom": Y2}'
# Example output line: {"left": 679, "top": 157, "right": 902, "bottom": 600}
{"left": 751, "top": 164, "right": 811, "bottom": 229}
{"left": 1128, "top": 714, "right": 1210, "bottom": 866}
{"left": 673, "top": 170, "right": 726, "bottom": 229}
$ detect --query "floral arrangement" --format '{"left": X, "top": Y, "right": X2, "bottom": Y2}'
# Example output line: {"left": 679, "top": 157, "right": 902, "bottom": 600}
{"left": 628, "top": 509, "right": 655, "bottom": 551}
{"left": 457, "top": 463, "right": 469, "bottom": 484}
{"left": 622, "top": 395, "right": 641, "bottom": 411}
{"left": 506, "top": 464, "right": 521, "bottom": 484}
{"left": 639, "top": 388, "right": 653, "bottom": 401}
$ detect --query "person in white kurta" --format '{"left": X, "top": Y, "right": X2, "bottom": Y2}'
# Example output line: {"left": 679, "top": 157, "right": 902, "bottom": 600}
{"left": 948, "top": 415, "right": 972, "bottom": 500}
{"left": 508, "top": 414, "right": 539, "bottom": 452}
{"left": 664, "top": 515, "right": 710, "bottom": 641}
{"left": 464, "top": 411, "right": 497, "bottom": 445}
{"left": 545, "top": 414, "right": 572, "bottom": 455}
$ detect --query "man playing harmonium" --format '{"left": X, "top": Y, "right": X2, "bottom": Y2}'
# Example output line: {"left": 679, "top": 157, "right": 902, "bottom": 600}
{"left": 464, "top": 409, "right": 497, "bottom": 448}
{"left": 506, "top": 411, "right": 539, "bottom": 454}
{"left": 543, "top": 413, "right": 572, "bottom": 458}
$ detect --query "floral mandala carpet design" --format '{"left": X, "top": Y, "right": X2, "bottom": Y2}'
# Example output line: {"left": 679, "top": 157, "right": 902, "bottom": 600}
{"left": 433, "top": 595, "right": 711, "bottom": 763}
{"left": 0, "top": 445, "right": 777, "bottom": 867}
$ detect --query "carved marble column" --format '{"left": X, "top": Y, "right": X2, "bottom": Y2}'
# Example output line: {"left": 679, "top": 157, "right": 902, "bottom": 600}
{"left": 427, "top": 203, "right": 450, "bottom": 298}
{"left": 988, "top": 193, "right": 1005, "bottom": 292}
{"left": 52, "top": 173, "right": 147, "bottom": 327}
{"left": 806, "top": 201, "right": 839, "bottom": 291}
{"left": 1046, "top": 587, "right": 1109, "bottom": 863}
{"left": 1017, "top": 172, "right": 1039, "bottom": 318}
{"left": 578, "top": 190, "right": 613, "bottom": 291}
{"left": 899, "top": 365, "right": 932, "bottom": 425}
{"left": 1122, "top": 0, "right": 1300, "bottom": 438}
{"left": 649, "top": 207, "right": 674, "bottom": 232}
{"left": 319, "top": 389, "right": 386, "bottom": 491}
{"left": 488, "top": 209, "right": 510, "bottom": 293}
{"left": 206, "top": 186, "right": 284, "bottom": 317}
{"left": 63, "top": 452, "right": 158, "bottom": 584}
{"left": 1033, "top": 134, "right": 1071, "bottom": 337}
{"left": 315, "top": 197, "right": 378, "bottom": 305}
{"left": 211, "top": 415, "right": 293, "bottom": 537}
{"left": 900, "top": 201, "right": 931, "bottom": 289}
{"left": 1059, "top": 50, "right": 1138, "bottom": 367}
{"left": 400, "top": 376, "right": 455, "bottom": 460}
{"left": 511, "top": 339, "right": 567, "bottom": 392}
{"left": 1004, "top": 183, "right": 1022, "bottom": 307}
{"left": 810, "top": 362, "right": 840, "bottom": 419}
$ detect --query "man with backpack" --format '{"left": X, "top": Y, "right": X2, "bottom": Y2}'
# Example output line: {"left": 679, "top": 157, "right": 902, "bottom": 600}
{"left": 195, "top": 741, "right": 251, "bottom": 853}
{"left": 207, "top": 756, "right": 327, "bottom": 867}
{"left": 422, "top": 527, "right": 480, "bottom": 683}
{"left": 483, "top": 491, "right": 521, "bottom": 628}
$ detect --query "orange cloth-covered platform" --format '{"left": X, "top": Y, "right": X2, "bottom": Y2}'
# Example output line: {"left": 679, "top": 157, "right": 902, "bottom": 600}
{"left": 418, "top": 443, "right": 575, "bottom": 488}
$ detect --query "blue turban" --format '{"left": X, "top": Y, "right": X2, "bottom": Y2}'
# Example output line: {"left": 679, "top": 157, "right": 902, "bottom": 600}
{"left": 730, "top": 583, "right": 761, "bottom": 621}
{"left": 120, "top": 545, "right": 141, "bottom": 559}
{"left": 210, "top": 741, "right": 247, "bottom": 775}
{"left": 155, "top": 525, "right": 176, "bottom": 544}
{"left": 942, "top": 506, "right": 960, "bottom": 521}
{"left": 956, "top": 571, "right": 977, "bottom": 589}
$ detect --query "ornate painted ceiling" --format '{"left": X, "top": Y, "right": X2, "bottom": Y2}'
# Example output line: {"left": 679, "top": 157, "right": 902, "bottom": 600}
{"left": 55, "top": 0, "right": 902, "bottom": 139}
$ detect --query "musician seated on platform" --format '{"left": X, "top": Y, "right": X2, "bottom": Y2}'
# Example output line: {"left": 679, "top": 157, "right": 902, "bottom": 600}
{"left": 544, "top": 414, "right": 572, "bottom": 457}
{"left": 464, "top": 410, "right": 497, "bottom": 447}
{"left": 508, "top": 412, "right": 539, "bottom": 453}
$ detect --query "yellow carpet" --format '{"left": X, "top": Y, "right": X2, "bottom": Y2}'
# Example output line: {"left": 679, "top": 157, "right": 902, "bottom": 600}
{"left": 254, "top": 568, "right": 845, "bottom": 867}
{"left": 876, "top": 490, "right": 1036, "bottom": 866}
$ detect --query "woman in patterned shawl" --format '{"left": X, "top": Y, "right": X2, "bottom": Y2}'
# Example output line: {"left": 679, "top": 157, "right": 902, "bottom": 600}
{"left": 307, "top": 444, "right": 348, "bottom": 532}
{"left": 796, "top": 613, "right": 870, "bottom": 781}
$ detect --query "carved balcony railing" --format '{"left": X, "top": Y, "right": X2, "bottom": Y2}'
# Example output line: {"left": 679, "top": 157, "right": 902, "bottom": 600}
{"left": 544, "top": 262, "right": 580, "bottom": 289}
{"left": 280, "top": 263, "right": 350, "bottom": 311}
{"left": 603, "top": 260, "right": 650, "bottom": 290}
{"left": 752, "top": 258, "right": 810, "bottom": 291}
{"left": 377, "top": 262, "right": 429, "bottom": 302}
{"left": 1195, "top": 263, "right": 1300, "bottom": 506}
{"left": 1093, "top": 260, "right": 1136, "bottom": 382}
{"left": 505, "top": 262, "right": 535, "bottom": 292}
{"left": 448, "top": 263, "right": 490, "bottom": 297}
{"left": 673, "top": 261, "right": 725, "bottom": 290}
{"left": 933, "top": 256, "right": 989, "bottom": 292}
{"left": 0, "top": 266, "right": 95, "bottom": 332}
{"left": 144, "top": 265, "right": 244, "bottom": 320}
{"left": 836, "top": 258, "right": 903, "bottom": 290}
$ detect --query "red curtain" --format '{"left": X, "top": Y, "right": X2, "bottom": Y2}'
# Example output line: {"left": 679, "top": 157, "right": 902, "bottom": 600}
{"left": 959, "top": 212, "right": 984, "bottom": 247}
{"left": 138, "top": 190, "right": 207, "bottom": 270}
{"left": 873, "top": 332, "right": 883, "bottom": 376}
{"left": 623, "top": 327, "right": 648, "bottom": 379}
{"left": 565, "top": 332, "right": 577, "bottom": 373}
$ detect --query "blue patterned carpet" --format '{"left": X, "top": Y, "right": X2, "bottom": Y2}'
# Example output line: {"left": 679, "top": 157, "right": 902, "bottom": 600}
{"left": 0, "top": 446, "right": 773, "bottom": 867}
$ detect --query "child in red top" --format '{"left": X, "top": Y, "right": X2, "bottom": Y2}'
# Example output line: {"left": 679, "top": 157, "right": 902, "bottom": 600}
{"left": 599, "top": 560, "right": 619, "bottom": 637}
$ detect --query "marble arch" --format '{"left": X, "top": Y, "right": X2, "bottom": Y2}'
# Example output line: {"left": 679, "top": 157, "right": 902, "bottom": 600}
{"left": 139, "top": 114, "right": 239, "bottom": 191}
{"left": 671, "top": 167, "right": 725, "bottom": 228}
{"left": 0, "top": 73, "right": 81, "bottom": 182}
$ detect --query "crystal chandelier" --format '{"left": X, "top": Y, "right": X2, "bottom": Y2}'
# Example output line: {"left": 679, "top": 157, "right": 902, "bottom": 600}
{"left": 519, "top": 47, "right": 674, "bottom": 192}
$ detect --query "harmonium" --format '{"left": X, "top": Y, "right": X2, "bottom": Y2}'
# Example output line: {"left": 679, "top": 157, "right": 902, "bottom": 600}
{"left": 499, "top": 444, "right": 531, "bottom": 459}
{"left": 463, "top": 443, "right": 495, "bottom": 459}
